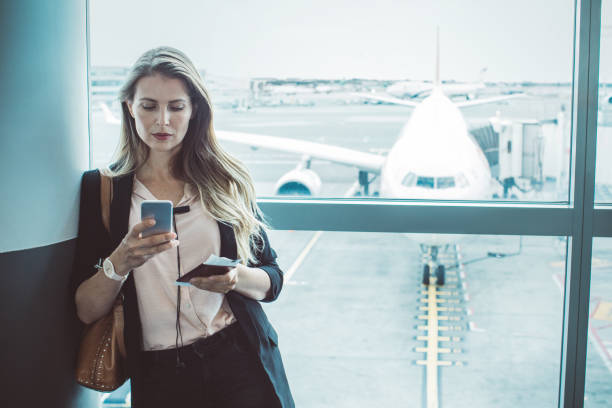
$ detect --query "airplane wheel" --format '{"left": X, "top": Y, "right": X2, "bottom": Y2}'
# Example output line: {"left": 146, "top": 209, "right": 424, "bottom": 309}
{"left": 436, "top": 265, "right": 445, "bottom": 286}
{"left": 422, "top": 264, "right": 431, "bottom": 286}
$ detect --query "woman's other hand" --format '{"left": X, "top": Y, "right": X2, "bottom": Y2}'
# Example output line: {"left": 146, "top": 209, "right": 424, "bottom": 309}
{"left": 190, "top": 267, "right": 238, "bottom": 294}
{"left": 109, "top": 219, "right": 179, "bottom": 276}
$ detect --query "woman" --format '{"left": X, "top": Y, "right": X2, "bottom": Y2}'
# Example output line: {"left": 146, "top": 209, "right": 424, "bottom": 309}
{"left": 72, "top": 46, "right": 294, "bottom": 408}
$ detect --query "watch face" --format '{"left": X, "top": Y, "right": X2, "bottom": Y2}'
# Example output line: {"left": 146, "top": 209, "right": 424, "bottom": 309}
{"left": 103, "top": 258, "right": 114, "bottom": 276}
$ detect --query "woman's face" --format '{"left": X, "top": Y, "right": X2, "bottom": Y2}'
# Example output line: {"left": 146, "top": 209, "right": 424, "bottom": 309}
{"left": 127, "top": 73, "right": 194, "bottom": 155}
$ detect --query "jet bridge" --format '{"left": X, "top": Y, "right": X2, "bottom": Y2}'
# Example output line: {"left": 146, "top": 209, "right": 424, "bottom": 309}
{"left": 469, "top": 123, "right": 500, "bottom": 179}
{"left": 470, "top": 117, "right": 563, "bottom": 197}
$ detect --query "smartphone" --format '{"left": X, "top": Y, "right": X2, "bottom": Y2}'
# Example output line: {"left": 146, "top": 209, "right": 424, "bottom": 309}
{"left": 141, "top": 200, "right": 173, "bottom": 238}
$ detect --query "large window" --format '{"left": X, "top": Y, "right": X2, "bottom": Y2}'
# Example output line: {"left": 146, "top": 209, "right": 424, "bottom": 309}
{"left": 88, "top": 0, "right": 609, "bottom": 407}
{"left": 90, "top": 0, "right": 575, "bottom": 203}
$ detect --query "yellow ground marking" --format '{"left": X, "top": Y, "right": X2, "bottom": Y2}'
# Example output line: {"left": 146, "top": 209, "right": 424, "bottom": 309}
{"left": 417, "top": 335, "right": 462, "bottom": 342}
{"left": 420, "top": 306, "right": 462, "bottom": 312}
{"left": 285, "top": 231, "right": 323, "bottom": 283}
{"left": 419, "top": 324, "right": 464, "bottom": 331}
{"left": 421, "top": 290, "right": 460, "bottom": 295}
{"left": 420, "top": 298, "right": 460, "bottom": 304}
{"left": 417, "top": 347, "right": 462, "bottom": 353}
{"left": 593, "top": 301, "right": 612, "bottom": 322}
{"left": 417, "top": 360, "right": 453, "bottom": 366}
{"left": 418, "top": 315, "right": 461, "bottom": 321}
{"left": 423, "top": 281, "right": 440, "bottom": 408}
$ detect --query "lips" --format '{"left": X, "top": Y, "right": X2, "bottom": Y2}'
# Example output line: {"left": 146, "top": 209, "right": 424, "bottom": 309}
{"left": 153, "top": 133, "right": 172, "bottom": 140}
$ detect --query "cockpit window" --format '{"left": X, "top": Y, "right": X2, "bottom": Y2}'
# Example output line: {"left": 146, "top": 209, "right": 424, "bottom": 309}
{"left": 402, "top": 172, "right": 417, "bottom": 187}
{"left": 403, "top": 173, "right": 461, "bottom": 189}
{"left": 417, "top": 176, "right": 434, "bottom": 189}
{"left": 436, "top": 177, "right": 455, "bottom": 189}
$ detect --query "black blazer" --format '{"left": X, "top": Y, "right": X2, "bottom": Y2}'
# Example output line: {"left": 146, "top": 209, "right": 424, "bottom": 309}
{"left": 71, "top": 169, "right": 294, "bottom": 408}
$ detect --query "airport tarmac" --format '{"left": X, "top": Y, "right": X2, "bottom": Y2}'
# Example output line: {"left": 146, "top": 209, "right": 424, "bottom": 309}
{"left": 262, "top": 232, "right": 569, "bottom": 407}
{"left": 92, "top": 98, "right": 612, "bottom": 407}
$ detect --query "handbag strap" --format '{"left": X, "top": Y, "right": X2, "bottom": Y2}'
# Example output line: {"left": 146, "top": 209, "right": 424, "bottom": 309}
{"left": 99, "top": 169, "right": 127, "bottom": 358}
{"left": 100, "top": 170, "right": 112, "bottom": 234}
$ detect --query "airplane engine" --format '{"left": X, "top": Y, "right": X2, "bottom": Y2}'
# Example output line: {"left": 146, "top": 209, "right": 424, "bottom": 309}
{"left": 274, "top": 168, "right": 322, "bottom": 196}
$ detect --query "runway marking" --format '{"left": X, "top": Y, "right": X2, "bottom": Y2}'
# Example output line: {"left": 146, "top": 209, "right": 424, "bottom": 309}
{"left": 423, "top": 282, "right": 441, "bottom": 408}
{"left": 285, "top": 231, "right": 323, "bottom": 283}
{"left": 552, "top": 273, "right": 612, "bottom": 376}
{"left": 284, "top": 184, "right": 357, "bottom": 283}
{"left": 415, "top": 244, "right": 469, "bottom": 408}
{"left": 592, "top": 302, "right": 612, "bottom": 322}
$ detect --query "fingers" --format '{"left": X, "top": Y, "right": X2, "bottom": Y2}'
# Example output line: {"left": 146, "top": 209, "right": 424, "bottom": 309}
{"left": 119, "top": 223, "right": 178, "bottom": 269}
{"left": 140, "top": 231, "right": 177, "bottom": 248}
{"left": 131, "top": 218, "right": 156, "bottom": 238}
{"left": 131, "top": 239, "right": 179, "bottom": 257}
{"left": 125, "top": 222, "right": 176, "bottom": 252}
{"left": 189, "top": 269, "right": 237, "bottom": 294}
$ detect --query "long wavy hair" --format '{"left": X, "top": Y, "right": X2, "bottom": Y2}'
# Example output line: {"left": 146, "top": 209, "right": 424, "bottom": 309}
{"left": 107, "top": 46, "right": 266, "bottom": 264}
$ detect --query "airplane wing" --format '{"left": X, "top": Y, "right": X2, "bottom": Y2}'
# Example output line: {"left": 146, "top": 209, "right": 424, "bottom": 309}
{"left": 351, "top": 92, "right": 420, "bottom": 108}
{"left": 215, "top": 130, "right": 386, "bottom": 174}
{"left": 454, "top": 93, "right": 525, "bottom": 108}
{"left": 96, "top": 104, "right": 386, "bottom": 173}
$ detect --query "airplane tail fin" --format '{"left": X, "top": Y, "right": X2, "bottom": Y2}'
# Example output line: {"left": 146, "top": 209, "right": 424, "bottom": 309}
{"left": 435, "top": 26, "right": 440, "bottom": 87}
{"left": 478, "top": 67, "right": 488, "bottom": 83}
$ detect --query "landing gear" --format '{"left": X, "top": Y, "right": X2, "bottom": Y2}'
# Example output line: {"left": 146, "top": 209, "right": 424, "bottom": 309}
{"left": 357, "top": 170, "right": 378, "bottom": 196}
{"left": 421, "top": 264, "right": 445, "bottom": 285}
{"left": 436, "top": 264, "right": 445, "bottom": 286}
{"left": 421, "top": 245, "right": 446, "bottom": 286}
{"left": 422, "top": 264, "right": 431, "bottom": 285}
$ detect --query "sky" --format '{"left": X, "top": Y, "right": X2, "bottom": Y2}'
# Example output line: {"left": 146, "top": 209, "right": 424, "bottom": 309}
{"left": 90, "top": 0, "right": 610, "bottom": 82}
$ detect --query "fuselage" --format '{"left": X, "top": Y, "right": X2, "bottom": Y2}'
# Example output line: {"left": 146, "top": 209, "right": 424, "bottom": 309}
{"left": 378, "top": 88, "right": 492, "bottom": 247}
{"left": 380, "top": 88, "right": 491, "bottom": 201}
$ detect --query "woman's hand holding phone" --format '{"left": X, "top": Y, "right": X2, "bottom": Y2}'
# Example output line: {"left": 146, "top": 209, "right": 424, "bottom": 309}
{"left": 108, "top": 218, "right": 179, "bottom": 276}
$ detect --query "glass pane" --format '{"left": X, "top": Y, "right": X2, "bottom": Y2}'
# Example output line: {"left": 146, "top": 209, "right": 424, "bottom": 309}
{"left": 99, "top": 232, "right": 566, "bottom": 407}
{"left": 584, "top": 238, "right": 612, "bottom": 407}
{"left": 263, "top": 232, "right": 565, "bottom": 407}
{"left": 596, "top": 1, "right": 612, "bottom": 203}
{"left": 89, "top": 1, "right": 574, "bottom": 202}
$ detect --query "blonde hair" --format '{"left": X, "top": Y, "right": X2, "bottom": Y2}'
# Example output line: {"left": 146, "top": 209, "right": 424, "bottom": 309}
{"left": 107, "top": 46, "right": 266, "bottom": 264}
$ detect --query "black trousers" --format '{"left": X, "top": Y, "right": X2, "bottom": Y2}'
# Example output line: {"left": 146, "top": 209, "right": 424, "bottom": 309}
{"left": 137, "top": 323, "right": 280, "bottom": 408}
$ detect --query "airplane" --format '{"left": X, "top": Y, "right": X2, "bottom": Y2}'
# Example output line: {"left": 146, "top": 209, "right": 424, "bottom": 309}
{"left": 96, "top": 36, "right": 528, "bottom": 286}
{"left": 385, "top": 68, "right": 488, "bottom": 100}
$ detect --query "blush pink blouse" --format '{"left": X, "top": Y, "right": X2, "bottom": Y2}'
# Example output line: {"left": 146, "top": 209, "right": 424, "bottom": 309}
{"left": 129, "top": 177, "right": 236, "bottom": 351}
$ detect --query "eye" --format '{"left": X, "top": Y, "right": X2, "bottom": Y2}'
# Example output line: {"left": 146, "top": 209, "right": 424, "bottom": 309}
{"left": 169, "top": 105, "right": 185, "bottom": 111}
{"left": 141, "top": 104, "right": 156, "bottom": 111}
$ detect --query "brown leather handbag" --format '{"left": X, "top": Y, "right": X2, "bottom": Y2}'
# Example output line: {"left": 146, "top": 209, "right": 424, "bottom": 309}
{"left": 75, "top": 170, "right": 127, "bottom": 391}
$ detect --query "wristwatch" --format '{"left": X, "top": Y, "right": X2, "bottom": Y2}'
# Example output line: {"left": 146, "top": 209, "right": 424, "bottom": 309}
{"left": 102, "top": 257, "right": 128, "bottom": 283}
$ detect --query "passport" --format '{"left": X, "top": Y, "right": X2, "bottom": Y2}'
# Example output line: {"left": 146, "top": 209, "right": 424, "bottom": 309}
{"left": 175, "top": 255, "right": 241, "bottom": 286}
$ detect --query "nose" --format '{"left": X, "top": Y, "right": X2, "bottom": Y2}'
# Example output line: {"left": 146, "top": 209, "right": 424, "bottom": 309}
{"left": 156, "top": 107, "right": 170, "bottom": 126}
